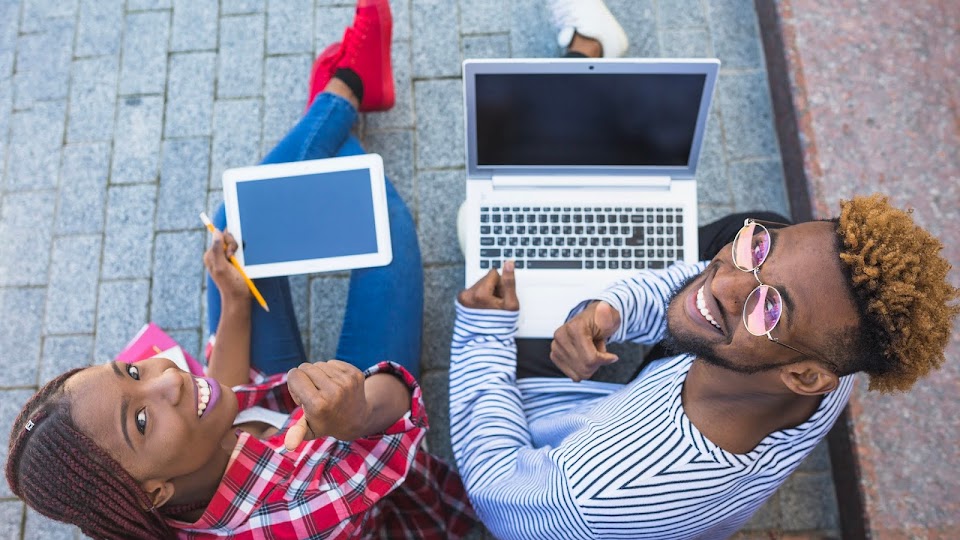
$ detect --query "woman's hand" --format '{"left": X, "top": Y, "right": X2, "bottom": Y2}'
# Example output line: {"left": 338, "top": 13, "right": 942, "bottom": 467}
{"left": 284, "top": 360, "right": 372, "bottom": 449}
{"left": 203, "top": 229, "right": 250, "bottom": 303}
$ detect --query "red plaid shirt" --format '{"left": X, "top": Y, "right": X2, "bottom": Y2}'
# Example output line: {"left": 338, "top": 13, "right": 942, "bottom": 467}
{"left": 167, "top": 362, "right": 476, "bottom": 539}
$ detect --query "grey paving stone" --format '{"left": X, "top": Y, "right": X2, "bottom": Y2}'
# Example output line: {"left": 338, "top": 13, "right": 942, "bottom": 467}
{"left": 365, "top": 40, "right": 414, "bottom": 130}
{"left": 717, "top": 72, "right": 779, "bottom": 161}
{"left": 740, "top": 492, "right": 780, "bottom": 530}
{"left": 509, "top": 0, "right": 555, "bottom": 58}
{"left": 708, "top": 0, "right": 764, "bottom": 70}
{"left": 111, "top": 95, "right": 164, "bottom": 184}
{"left": 94, "top": 279, "right": 150, "bottom": 362}
{"left": 218, "top": 14, "right": 265, "bottom": 98}
{"left": 19, "top": 0, "right": 78, "bottom": 33}
{"left": 699, "top": 203, "right": 735, "bottom": 226}
{"left": 25, "top": 508, "right": 82, "bottom": 540}
{"left": 165, "top": 52, "right": 216, "bottom": 137}
{"left": 0, "top": 191, "right": 56, "bottom": 286}
{"left": 417, "top": 170, "right": 464, "bottom": 264}
{"left": 56, "top": 144, "right": 111, "bottom": 234}
{"left": 101, "top": 184, "right": 158, "bottom": 279}
{"left": 414, "top": 79, "right": 463, "bottom": 169}
{"left": 128, "top": 0, "right": 171, "bottom": 10}
{"left": 779, "top": 472, "right": 840, "bottom": 531}
{"left": 390, "top": 0, "right": 411, "bottom": 42}
{"left": 363, "top": 129, "right": 416, "bottom": 209}
{"left": 75, "top": 0, "right": 125, "bottom": 57}
{"left": 412, "top": 0, "right": 460, "bottom": 78}
{"left": 119, "top": 11, "right": 171, "bottom": 96}
{"left": 459, "top": 0, "right": 509, "bottom": 34}
{"left": 660, "top": 29, "right": 713, "bottom": 58}
{"left": 210, "top": 98, "right": 263, "bottom": 189}
{"left": 420, "top": 369, "right": 453, "bottom": 463}
{"left": 314, "top": 6, "right": 353, "bottom": 51}
{"left": 44, "top": 235, "right": 102, "bottom": 335}
{"left": 222, "top": 0, "right": 264, "bottom": 15}
{"left": 171, "top": 0, "right": 218, "bottom": 52}
{"left": 7, "top": 101, "right": 66, "bottom": 191}
{"left": 151, "top": 231, "right": 204, "bottom": 329}
{"left": 658, "top": 0, "right": 707, "bottom": 29}
{"left": 157, "top": 138, "right": 211, "bottom": 230}
{"left": 796, "top": 438, "right": 832, "bottom": 473}
{"left": 727, "top": 159, "right": 789, "bottom": 217}
{"left": 39, "top": 335, "right": 95, "bottom": 386}
{"left": 420, "top": 265, "right": 462, "bottom": 371}
{"left": 14, "top": 18, "right": 74, "bottom": 109}
{"left": 67, "top": 56, "right": 120, "bottom": 143}
{"left": 0, "top": 0, "right": 17, "bottom": 77}
{"left": 0, "top": 288, "right": 45, "bottom": 386}
{"left": 167, "top": 328, "right": 201, "bottom": 362}
{"left": 267, "top": 0, "right": 313, "bottom": 54}
{"left": 289, "top": 273, "right": 310, "bottom": 352}
{"left": 262, "top": 54, "right": 311, "bottom": 143}
{"left": 462, "top": 33, "right": 510, "bottom": 60}
{"left": 606, "top": 0, "right": 659, "bottom": 57}
{"left": 308, "top": 274, "right": 349, "bottom": 362}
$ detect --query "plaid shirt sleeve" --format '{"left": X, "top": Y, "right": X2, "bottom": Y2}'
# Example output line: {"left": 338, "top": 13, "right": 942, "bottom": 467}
{"left": 169, "top": 362, "right": 474, "bottom": 539}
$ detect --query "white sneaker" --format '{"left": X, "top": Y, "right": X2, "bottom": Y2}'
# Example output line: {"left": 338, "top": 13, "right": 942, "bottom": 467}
{"left": 547, "top": 0, "right": 629, "bottom": 58}
{"left": 456, "top": 201, "right": 467, "bottom": 257}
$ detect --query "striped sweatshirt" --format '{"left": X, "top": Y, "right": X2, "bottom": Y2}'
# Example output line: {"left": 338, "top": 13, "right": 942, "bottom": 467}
{"left": 449, "top": 262, "right": 853, "bottom": 540}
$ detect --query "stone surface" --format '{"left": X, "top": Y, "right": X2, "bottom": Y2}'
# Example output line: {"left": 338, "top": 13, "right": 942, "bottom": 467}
{"left": 151, "top": 231, "right": 204, "bottom": 330}
{"left": 7, "top": 102, "right": 66, "bottom": 191}
{"left": 94, "top": 280, "right": 150, "bottom": 363}
{"left": 262, "top": 54, "right": 311, "bottom": 143}
{"left": 101, "top": 185, "right": 158, "bottom": 279}
{"left": 39, "top": 335, "right": 94, "bottom": 385}
{"left": 56, "top": 144, "right": 111, "bottom": 234}
{"left": 111, "top": 96, "right": 164, "bottom": 184}
{"left": 210, "top": 99, "right": 263, "bottom": 189}
{"left": 0, "top": 289, "right": 45, "bottom": 386}
{"left": 414, "top": 79, "right": 464, "bottom": 169}
{"left": 164, "top": 52, "right": 216, "bottom": 138}
{"left": 118, "top": 11, "right": 171, "bottom": 95}
{"left": 0, "top": 191, "right": 56, "bottom": 286}
{"left": 67, "top": 56, "right": 119, "bottom": 143}
{"left": 44, "top": 235, "right": 102, "bottom": 335}
{"left": 75, "top": 0, "right": 124, "bottom": 57}
{"left": 171, "top": 0, "right": 217, "bottom": 52}
{"left": 363, "top": 129, "right": 416, "bottom": 208}
{"left": 218, "top": 14, "right": 265, "bottom": 98}
{"left": 157, "top": 138, "right": 211, "bottom": 230}
{"left": 412, "top": 0, "right": 461, "bottom": 78}
{"left": 417, "top": 170, "right": 464, "bottom": 264}
{"left": 267, "top": 0, "right": 313, "bottom": 54}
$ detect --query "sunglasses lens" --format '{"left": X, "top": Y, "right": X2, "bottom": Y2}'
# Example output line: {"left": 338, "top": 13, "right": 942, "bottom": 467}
{"left": 743, "top": 285, "right": 783, "bottom": 336}
{"left": 732, "top": 222, "right": 771, "bottom": 271}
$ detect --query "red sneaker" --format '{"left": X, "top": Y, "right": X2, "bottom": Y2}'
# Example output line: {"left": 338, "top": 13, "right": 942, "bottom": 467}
{"left": 335, "top": 0, "right": 394, "bottom": 111}
{"left": 306, "top": 42, "right": 341, "bottom": 112}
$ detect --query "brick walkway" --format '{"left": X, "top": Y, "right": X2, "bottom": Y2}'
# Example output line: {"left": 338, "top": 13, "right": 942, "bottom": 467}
{"left": 0, "top": 1, "right": 837, "bottom": 538}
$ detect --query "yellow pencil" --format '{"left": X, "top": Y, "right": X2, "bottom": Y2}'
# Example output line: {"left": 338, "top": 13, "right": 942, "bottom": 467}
{"left": 199, "top": 212, "right": 270, "bottom": 312}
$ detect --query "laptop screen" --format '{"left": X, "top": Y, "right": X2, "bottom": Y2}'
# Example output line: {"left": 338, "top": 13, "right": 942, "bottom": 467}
{"left": 475, "top": 73, "right": 706, "bottom": 168}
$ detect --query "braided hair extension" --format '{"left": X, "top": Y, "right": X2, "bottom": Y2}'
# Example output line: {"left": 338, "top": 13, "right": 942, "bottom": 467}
{"left": 6, "top": 369, "right": 177, "bottom": 540}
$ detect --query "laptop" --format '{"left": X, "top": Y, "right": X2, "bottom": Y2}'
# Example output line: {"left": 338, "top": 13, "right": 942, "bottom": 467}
{"left": 462, "top": 58, "right": 720, "bottom": 338}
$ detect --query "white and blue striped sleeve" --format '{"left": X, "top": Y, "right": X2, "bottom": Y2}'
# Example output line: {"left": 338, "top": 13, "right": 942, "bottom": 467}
{"left": 449, "top": 303, "right": 597, "bottom": 540}
{"left": 566, "top": 262, "right": 708, "bottom": 346}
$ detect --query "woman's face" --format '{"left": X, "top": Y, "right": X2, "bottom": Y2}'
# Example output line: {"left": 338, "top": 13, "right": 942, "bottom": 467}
{"left": 65, "top": 357, "right": 239, "bottom": 486}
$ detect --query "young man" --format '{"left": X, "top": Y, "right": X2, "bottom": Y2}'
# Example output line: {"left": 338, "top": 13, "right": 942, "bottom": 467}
{"left": 450, "top": 195, "right": 957, "bottom": 539}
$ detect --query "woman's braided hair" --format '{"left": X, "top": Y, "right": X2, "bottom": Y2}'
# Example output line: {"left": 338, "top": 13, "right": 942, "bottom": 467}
{"left": 835, "top": 194, "right": 960, "bottom": 392}
{"left": 5, "top": 369, "right": 177, "bottom": 540}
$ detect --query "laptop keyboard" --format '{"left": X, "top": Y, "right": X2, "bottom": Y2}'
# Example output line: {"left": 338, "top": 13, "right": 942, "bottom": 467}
{"left": 478, "top": 206, "right": 685, "bottom": 270}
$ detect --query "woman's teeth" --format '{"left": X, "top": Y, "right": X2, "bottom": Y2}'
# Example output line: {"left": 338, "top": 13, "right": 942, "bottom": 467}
{"left": 197, "top": 378, "right": 210, "bottom": 417}
{"left": 696, "top": 286, "right": 722, "bottom": 331}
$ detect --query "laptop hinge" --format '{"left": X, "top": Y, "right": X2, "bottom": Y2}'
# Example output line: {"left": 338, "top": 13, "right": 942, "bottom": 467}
{"left": 491, "top": 175, "right": 671, "bottom": 189}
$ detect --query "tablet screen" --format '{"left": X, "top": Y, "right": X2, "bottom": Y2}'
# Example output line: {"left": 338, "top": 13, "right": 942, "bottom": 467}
{"left": 235, "top": 169, "right": 378, "bottom": 265}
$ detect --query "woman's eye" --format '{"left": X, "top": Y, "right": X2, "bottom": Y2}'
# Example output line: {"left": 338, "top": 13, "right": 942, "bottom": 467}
{"left": 135, "top": 409, "right": 147, "bottom": 435}
{"left": 127, "top": 364, "right": 140, "bottom": 380}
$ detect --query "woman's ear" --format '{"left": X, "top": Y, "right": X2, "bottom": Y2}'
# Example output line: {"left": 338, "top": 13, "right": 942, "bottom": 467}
{"left": 141, "top": 479, "right": 175, "bottom": 509}
{"left": 779, "top": 360, "right": 839, "bottom": 396}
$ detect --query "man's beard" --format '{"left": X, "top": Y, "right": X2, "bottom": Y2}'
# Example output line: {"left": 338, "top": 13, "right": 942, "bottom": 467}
{"left": 663, "top": 274, "right": 775, "bottom": 375}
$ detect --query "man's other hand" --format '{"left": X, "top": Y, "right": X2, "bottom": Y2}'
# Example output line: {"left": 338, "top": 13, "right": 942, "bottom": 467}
{"left": 550, "top": 301, "right": 621, "bottom": 382}
{"left": 458, "top": 260, "right": 520, "bottom": 311}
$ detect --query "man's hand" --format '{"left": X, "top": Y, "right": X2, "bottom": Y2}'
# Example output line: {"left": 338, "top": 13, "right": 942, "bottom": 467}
{"left": 458, "top": 260, "right": 520, "bottom": 311}
{"left": 283, "top": 360, "right": 371, "bottom": 450}
{"left": 550, "top": 301, "right": 621, "bottom": 382}
{"left": 203, "top": 229, "right": 251, "bottom": 303}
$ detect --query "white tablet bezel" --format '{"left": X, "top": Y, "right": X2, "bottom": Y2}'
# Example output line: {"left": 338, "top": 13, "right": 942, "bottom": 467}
{"left": 222, "top": 153, "right": 392, "bottom": 279}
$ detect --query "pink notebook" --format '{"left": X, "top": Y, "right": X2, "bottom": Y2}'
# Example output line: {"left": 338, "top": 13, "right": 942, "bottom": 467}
{"left": 115, "top": 323, "right": 205, "bottom": 376}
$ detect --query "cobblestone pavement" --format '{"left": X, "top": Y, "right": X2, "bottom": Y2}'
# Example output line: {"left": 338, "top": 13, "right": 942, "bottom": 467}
{"left": 0, "top": 0, "right": 837, "bottom": 538}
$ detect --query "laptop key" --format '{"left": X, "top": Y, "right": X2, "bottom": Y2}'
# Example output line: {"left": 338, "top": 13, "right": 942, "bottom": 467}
{"left": 480, "top": 260, "right": 489, "bottom": 269}
{"left": 648, "top": 261, "right": 665, "bottom": 269}
{"left": 480, "top": 249, "right": 501, "bottom": 257}
{"left": 515, "top": 261, "right": 525, "bottom": 269}
{"left": 480, "top": 237, "right": 494, "bottom": 246}
{"left": 527, "top": 260, "right": 582, "bottom": 269}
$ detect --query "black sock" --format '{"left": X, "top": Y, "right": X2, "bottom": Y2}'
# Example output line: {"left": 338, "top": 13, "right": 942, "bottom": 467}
{"left": 334, "top": 68, "right": 364, "bottom": 103}
{"left": 563, "top": 50, "right": 588, "bottom": 58}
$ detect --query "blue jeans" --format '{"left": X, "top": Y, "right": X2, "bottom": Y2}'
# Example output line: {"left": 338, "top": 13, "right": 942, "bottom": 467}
{"left": 207, "top": 93, "right": 424, "bottom": 378}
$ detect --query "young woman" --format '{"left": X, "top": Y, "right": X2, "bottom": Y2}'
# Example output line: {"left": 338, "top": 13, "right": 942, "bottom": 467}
{"left": 6, "top": 1, "right": 475, "bottom": 538}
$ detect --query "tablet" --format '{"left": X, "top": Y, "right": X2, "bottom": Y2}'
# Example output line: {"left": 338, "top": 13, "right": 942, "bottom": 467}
{"left": 222, "top": 154, "right": 392, "bottom": 279}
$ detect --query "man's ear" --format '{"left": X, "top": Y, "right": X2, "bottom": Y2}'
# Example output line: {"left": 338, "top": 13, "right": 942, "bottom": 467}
{"left": 140, "top": 479, "right": 176, "bottom": 509}
{"left": 779, "top": 360, "right": 839, "bottom": 396}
